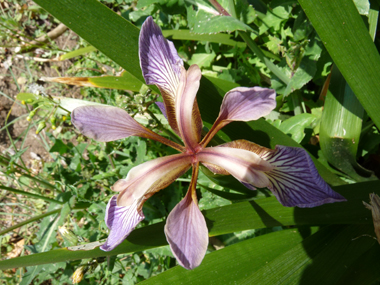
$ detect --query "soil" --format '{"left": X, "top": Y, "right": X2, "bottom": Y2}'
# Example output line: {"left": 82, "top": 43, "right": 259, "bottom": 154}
{"left": 0, "top": 32, "right": 81, "bottom": 164}
{"left": 0, "top": 25, "right": 82, "bottom": 245}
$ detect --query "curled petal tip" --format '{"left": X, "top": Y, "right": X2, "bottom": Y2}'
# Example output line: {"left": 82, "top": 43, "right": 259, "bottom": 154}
{"left": 165, "top": 193, "right": 208, "bottom": 270}
{"left": 264, "top": 145, "right": 346, "bottom": 208}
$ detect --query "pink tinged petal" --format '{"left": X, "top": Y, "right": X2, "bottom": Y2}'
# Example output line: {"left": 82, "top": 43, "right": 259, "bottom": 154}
{"left": 263, "top": 145, "right": 347, "bottom": 208}
{"left": 72, "top": 105, "right": 185, "bottom": 152}
{"left": 175, "top": 65, "right": 203, "bottom": 151}
{"left": 165, "top": 164, "right": 208, "bottom": 270}
{"left": 100, "top": 195, "right": 145, "bottom": 251}
{"left": 201, "top": 87, "right": 276, "bottom": 147}
{"left": 116, "top": 153, "right": 192, "bottom": 207}
{"left": 139, "top": 16, "right": 183, "bottom": 97}
{"left": 197, "top": 147, "right": 273, "bottom": 188}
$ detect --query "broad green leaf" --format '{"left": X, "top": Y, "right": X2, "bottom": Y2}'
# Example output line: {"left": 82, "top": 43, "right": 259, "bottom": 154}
{"left": 1, "top": 180, "right": 379, "bottom": 270}
{"left": 140, "top": 227, "right": 320, "bottom": 285}
{"left": 187, "top": 4, "right": 255, "bottom": 34}
{"left": 279, "top": 113, "right": 317, "bottom": 143}
{"left": 298, "top": 0, "right": 380, "bottom": 130}
{"left": 162, "top": 30, "right": 246, "bottom": 48}
{"left": 188, "top": 52, "right": 216, "bottom": 68}
{"left": 337, "top": 243, "right": 380, "bottom": 284}
{"left": 283, "top": 36, "right": 323, "bottom": 96}
{"left": 258, "top": 5, "right": 292, "bottom": 34}
{"left": 16, "top": 92, "right": 44, "bottom": 102}
{"left": 59, "top": 45, "right": 97, "bottom": 60}
{"left": 319, "top": 66, "right": 374, "bottom": 181}
{"left": 240, "top": 224, "right": 375, "bottom": 284}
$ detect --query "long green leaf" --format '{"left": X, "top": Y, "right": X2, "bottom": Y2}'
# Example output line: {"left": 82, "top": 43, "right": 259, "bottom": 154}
{"left": 142, "top": 225, "right": 375, "bottom": 285}
{"left": 1, "top": 181, "right": 378, "bottom": 270}
{"left": 140, "top": 227, "right": 320, "bottom": 285}
{"left": 33, "top": 0, "right": 144, "bottom": 84}
{"left": 320, "top": 66, "right": 373, "bottom": 181}
{"left": 162, "top": 29, "right": 246, "bottom": 48}
{"left": 298, "top": 0, "right": 380, "bottom": 129}
{"left": 240, "top": 224, "right": 375, "bottom": 285}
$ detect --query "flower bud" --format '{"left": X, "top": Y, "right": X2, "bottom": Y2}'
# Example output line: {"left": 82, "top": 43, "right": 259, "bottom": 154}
{"left": 50, "top": 116, "right": 56, "bottom": 129}
{"left": 58, "top": 226, "right": 78, "bottom": 246}
{"left": 27, "top": 110, "right": 36, "bottom": 121}
{"left": 35, "top": 121, "right": 46, "bottom": 134}
{"left": 71, "top": 265, "right": 86, "bottom": 284}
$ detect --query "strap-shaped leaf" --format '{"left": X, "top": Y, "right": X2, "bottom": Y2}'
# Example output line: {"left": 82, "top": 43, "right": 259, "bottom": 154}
{"left": 1, "top": 181, "right": 378, "bottom": 270}
{"left": 33, "top": 0, "right": 144, "bottom": 84}
{"left": 298, "top": 0, "right": 380, "bottom": 130}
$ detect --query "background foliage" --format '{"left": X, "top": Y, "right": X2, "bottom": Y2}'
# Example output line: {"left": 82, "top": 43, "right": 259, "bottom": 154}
{"left": 0, "top": 0, "right": 380, "bottom": 284}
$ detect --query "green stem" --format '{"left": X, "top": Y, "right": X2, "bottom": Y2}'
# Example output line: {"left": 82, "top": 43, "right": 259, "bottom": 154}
{"left": 290, "top": 91, "right": 304, "bottom": 115}
{"left": 0, "top": 185, "right": 64, "bottom": 205}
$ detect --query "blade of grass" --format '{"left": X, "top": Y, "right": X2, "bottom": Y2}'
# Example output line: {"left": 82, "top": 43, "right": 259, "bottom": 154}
{"left": 0, "top": 202, "right": 90, "bottom": 236}
{"left": 0, "top": 185, "right": 64, "bottom": 204}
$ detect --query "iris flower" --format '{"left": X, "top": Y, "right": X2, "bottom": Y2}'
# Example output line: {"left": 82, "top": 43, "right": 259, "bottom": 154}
{"left": 71, "top": 16, "right": 346, "bottom": 270}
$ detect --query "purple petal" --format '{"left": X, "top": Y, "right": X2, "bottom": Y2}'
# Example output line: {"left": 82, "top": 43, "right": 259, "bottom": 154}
{"left": 100, "top": 195, "right": 145, "bottom": 251}
{"left": 165, "top": 191, "right": 208, "bottom": 270}
{"left": 218, "top": 87, "right": 276, "bottom": 122}
{"left": 264, "top": 145, "right": 347, "bottom": 208}
{"left": 72, "top": 105, "right": 153, "bottom": 142}
{"left": 155, "top": 102, "right": 168, "bottom": 120}
{"left": 72, "top": 105, "right": 184, "bottom": 151}
{"left": 139, "top": 16, "right": 183, "bottom": 97}
{"left": 201, "top": 87, "right": 276, "bottom": 147}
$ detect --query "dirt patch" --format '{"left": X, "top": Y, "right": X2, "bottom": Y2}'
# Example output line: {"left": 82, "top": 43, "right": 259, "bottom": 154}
{"left": 0, "top": 31, "right": 81, "bottom": 165}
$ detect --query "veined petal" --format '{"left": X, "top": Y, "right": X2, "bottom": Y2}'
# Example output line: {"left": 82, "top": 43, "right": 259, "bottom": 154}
{"left": 197, "top": 147, "right": 273, "bottom": 188}
{"left": 139, "top": 16, "right": 183, "bottom": 97}
{"left": 139, "top": 16, "right": 183, "bottom": 135}
{"left": 72, "top": 105, "right": 152, "bottom": 142}
{"left": 175, "top": 65, "right": 203, "bottom": 151}
{"left": 201, "top": 87, "right": 276, "bottom": 147}
{"left": 116, "top": 153, "right": 192, "bottom": 207}
{"left": 165, "top": 164, "right": 208, "bottom": 270}
{"left": 263, "top": 145, "right": 347, "bottom": 208}
{"left": 72, "top": 105, "right": 184, "bottom": 152}
{"left": 100, "top": 195, "right": 145, "bottom": 251}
